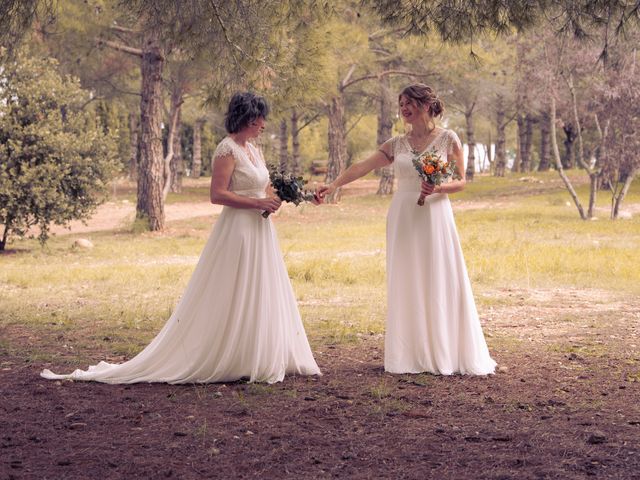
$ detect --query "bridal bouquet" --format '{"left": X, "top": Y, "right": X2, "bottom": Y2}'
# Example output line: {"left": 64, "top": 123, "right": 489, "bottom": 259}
{"left": 263, "top": 165, "right": 316, "bottom": 218}
{"left": 412, "top": 150, "right": 459, "bottom": 206}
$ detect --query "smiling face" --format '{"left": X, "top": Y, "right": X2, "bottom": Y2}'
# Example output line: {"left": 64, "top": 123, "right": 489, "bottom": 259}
{"left": 399, "top": 95, "right": 430, "bottom": 126}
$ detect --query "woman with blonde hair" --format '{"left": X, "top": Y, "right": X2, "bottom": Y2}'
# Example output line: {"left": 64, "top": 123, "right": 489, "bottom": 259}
{"left": 318, "top": 83, "right": 495, "bottom": 376}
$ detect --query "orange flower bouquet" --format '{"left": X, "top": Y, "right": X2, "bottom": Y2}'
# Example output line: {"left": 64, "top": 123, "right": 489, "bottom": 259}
{"left": 412, "top": 149, "right": 459, "bottom": 206}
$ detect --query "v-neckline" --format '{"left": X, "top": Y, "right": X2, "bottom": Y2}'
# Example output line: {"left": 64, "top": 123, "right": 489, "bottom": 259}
{"left": 404, "top": 128, "right": 444, "bottom": 155}
{"left": 229, "top": 137, "right": 260, "bottom": 168}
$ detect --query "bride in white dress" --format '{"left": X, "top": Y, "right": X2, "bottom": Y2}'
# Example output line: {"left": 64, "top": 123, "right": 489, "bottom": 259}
{"left": 318, "top": 83, "right": 495, "bottom": 376}
{"left": 41, "top": 92, "right": 321, "bottom": 384}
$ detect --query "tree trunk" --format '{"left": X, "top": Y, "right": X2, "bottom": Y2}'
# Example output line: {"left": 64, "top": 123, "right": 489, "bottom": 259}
{"left": 562, "top": 122, "right": 576, "bottom": 169}
{"left": 513, "top": 113, "right": 524, "bottom": 173}
{"left": 169, "top": 100, "right": 183, "bottom": 193}
{"left": 494, "top": 96, "right": 507, "bottom": 177}
{"left": 596, "top": 118, "right": 612, "bottom": 191}
{"left": 522, "top": 114, "right": 533, "bottom": 172}
{"left": 376, "top": 165, "right": 395, "bottom": 196}
{"left": 566, "top": 73, "right": 596, "bottom": 218}
{"left": 0, "top": 220, "right": 10, "bottom": 251}
{"left": 136, "top": 30, "right": 165, "bottom": 231}
{"left": 483, "top": 144, "right": 491, "bottom": 172}
{"left": 612, "top": 167, "right": 637, "bottom": 219}
{"left": 291, "top": 109, "right": 301, "bottom": 176}
{"left": 279, "top": 118, "right": 288, "bottom": 172}
{"left": 513, "top": 36, "right": 525, "bottom": 174}
{"left": 325, "top": 94, "right": 347, "bottom": 203}
{"left": 550, "top": 97, "right": 586, "bottom": 219}
{"left": 538, "top": 111, "right": 551, "bottom": 171}
{"left": 465, "top": 109, "right": 476, "bottom": 181}
{"left": 587, "top": 172, "right": 597, "bottom": 218}
{"left": 163, "top": 86, "right": 183, "bottom": 200}
{"left": 128, "top": 111, "right": 138, "bottom": 181}
{"left": 376, "top": 75, "right": 394, "bottom": 195}
{"left": 192, "top": 119, "right": 204, "bottom": 178}
{"left": 484, "top": 130, "right": 493, "bottom": 173}
{"left": 598, "top": 162, "right": 614, "bottom": 190}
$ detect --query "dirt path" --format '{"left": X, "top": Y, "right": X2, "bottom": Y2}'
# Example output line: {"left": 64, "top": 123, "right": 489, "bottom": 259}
{"left": 50, "top": 179, "right": 515, "bottom": 237}
{"left": 1, "top": 287, "right": 639, "bottom": 479}
{"left": 46, "top": 173, "right": 639, "bottom": 237}
{"left": 49, "top": 201, "right": 223, "bottom": 236}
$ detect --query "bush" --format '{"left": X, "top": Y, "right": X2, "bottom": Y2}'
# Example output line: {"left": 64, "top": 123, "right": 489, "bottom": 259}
{"left": 0, "top": 48, "right": 118, "bottom": 250}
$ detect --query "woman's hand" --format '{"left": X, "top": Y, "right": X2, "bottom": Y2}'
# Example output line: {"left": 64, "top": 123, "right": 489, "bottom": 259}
{"left": 315, "top": 183, "right": 336, "bottom": 203}
{"left": 421, "top": 181, "right": 436, "bottom": 197}
{"left": 257, "top": 196, "right": 282, "bottom": 214}
{"left": 314, "top": 149, "right": 389, "bottom": 204}
{"left": 309, "top": 193, "right": 322, "bottom": 205}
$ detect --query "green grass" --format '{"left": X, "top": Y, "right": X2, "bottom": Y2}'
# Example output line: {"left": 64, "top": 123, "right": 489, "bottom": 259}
{"left": 1, "top": 171, "right": 639, "bottom": 359}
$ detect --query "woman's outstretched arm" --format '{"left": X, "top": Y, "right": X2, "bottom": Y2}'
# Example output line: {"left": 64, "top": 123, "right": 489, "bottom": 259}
{"left": 317, "top": 145, "right": 392, "bottom": 199}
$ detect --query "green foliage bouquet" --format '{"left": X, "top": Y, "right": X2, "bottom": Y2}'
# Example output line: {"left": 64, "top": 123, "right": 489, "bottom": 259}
{"left": 262, "top": 165, "right": 316, "bottom": 218}
{"left": 412, "top": 150, "right": 459, "bottom": 206}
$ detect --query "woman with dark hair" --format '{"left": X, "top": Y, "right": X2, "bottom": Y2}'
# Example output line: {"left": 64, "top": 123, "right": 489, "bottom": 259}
{"left": 42, "top": 92, "right": 321, "bottom": 384}
{"left": 318, "top": 83, "right": 495, "bottom": 376}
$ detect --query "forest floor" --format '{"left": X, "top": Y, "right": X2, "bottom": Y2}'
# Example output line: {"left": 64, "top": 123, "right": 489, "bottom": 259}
{"left": 2, "top": 173, "right": 640, "bottom": 479}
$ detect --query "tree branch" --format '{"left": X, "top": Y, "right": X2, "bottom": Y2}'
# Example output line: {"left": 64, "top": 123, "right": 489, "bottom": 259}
{"left": 563, "top": 71, "right": 593, "bottom": 173}
{"left": 468, "top": 101, "right": 476, "bottom": 116}
{"left": 209, "top": 0, "right": 253, "bottom": 64}
{"left": 99, "top": 39, "right": 143, "bottom": 58}
{"left": 550, "top": 96, "right": 586, "bottom": 220}
{"left": 294, "top": 112, "right": 321, "bottom": 135}
{"left": 369, "top": 47, "right": 393, "bottom": 57}
{"left": 368, "top": 27, "right": 406, "bottom": 41}
{"left": 79, "top": 96, "right": 103, "bottom": 111}
{"left": 162, "top": 96, "right": 184, "bottom": 201}
{"left": 94, "top": 77, "right": 141, "bottom": 97}
{"left": 108, "top": 25, "right": 138, "bottom": 34}
{"left": 345, "top": 113, "right": 365, "bottom": 137}
{"left": 342, "top": 69, "right": 433, "bottom": 90}
{"left": 340, "top": 64, "right": 357, "bottom": 89}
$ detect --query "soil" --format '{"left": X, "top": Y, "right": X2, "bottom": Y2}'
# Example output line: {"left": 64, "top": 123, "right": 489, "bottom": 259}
{"left": 2, "top": 287, "right": 639, "bottom": 480}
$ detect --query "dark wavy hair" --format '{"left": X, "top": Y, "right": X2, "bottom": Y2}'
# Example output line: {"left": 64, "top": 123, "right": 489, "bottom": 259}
{"left": 224, "top": 92, "right": 270, "bottom": 134}
{"left": 399, "top": 83, "right": 444, "bottom": 118}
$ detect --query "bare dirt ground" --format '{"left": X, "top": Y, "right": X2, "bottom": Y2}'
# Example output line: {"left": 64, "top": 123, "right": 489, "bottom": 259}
{"left": 1, "top": 287, "right": 639, "bottom": 479}
{"left": 49, "top": 201, "right": 223, "bottom": 236}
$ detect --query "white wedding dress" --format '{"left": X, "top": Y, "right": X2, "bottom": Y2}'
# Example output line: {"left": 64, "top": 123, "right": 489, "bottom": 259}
{"left": 385, "top": 128, "right": 496, "bottom": 375}
{"left": 41, "top": 137, "right": 321, "bottom": 384}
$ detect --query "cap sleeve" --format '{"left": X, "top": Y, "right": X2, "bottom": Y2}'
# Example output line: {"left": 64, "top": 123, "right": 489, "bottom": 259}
{"left": 379, "top": 136, "right": 398, "bottom": 163}
{"left": 211, "top": 138, "right": 235, "bottom": 170}
{"left": 447, "top": 130, "right": 463, "bottom": 157}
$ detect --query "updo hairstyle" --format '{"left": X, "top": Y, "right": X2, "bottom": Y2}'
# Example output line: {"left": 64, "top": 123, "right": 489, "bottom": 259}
{"left": 224, "top": 92, "right": 270, "bottom": 134}
{"left": 399, "top": 83, "right": 445, "bottom": 118}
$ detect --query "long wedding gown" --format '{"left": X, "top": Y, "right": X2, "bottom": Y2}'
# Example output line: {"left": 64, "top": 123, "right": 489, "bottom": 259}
{"left": 41, "top": 137, "right": 321, "bottom": 384}
{"left": 385, "top": 128, "right": 496, "bottom": 375}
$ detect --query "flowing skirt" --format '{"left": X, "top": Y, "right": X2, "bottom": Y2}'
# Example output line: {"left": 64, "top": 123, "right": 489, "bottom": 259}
{"left": 41, "top": 207, "right": 321, "bottom": 384}
{"left": 385, "top": 190, "right": 496, "bottom": 375}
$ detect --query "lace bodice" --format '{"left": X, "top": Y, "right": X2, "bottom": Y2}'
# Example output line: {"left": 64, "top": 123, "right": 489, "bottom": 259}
{"left": 390, "top": 128, "right": 462, "bottom": 192}
{"left": 211, "top": 137, "right": 269, "bottom": 197}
